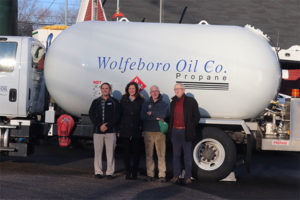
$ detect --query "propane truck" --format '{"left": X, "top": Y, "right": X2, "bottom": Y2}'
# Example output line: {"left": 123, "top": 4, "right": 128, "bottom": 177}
{"left": 0, "top": 21, "right": 299, "bottom": 181}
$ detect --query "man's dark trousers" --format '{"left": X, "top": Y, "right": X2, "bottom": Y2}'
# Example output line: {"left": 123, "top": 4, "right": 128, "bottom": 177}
{"left": 171, "top": 128, "right": 192, "bottom": 178}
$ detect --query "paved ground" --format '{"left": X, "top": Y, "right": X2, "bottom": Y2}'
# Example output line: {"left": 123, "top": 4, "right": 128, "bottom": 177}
{"left": 1, "top": 140, "right": 299, "bottom": 199}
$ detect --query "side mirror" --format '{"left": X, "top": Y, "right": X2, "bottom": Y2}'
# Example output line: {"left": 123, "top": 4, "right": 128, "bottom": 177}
{"left": 46, "top": 33, "right": 54, "bottom": 52}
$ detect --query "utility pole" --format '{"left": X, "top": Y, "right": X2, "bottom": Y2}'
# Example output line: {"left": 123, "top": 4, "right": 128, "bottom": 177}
{"left": 65, "top": 0, "right": 68, "bottom": 25}
{"left": 159, "top": 0, "right": 163, "bottom": 23}
{"left": 117, "top": 0, "right": 120, "bottom": 21}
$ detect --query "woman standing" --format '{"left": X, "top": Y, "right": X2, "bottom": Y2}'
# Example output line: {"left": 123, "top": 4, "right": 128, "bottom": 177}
{"left": 119, "top": 82, "right": 144, "bottom": 180}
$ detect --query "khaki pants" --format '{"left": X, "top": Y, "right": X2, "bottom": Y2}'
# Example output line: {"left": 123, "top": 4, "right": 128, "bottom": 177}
{"left": 143, "top": 131, "right": 166, "bottom": 178}
{"left": 93, "top": 133, "right": 116, "bottom": 175}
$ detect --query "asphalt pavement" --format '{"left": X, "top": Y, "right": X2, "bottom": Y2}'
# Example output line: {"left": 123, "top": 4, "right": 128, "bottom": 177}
{"left": 0, "top": 139, "right": 299, "bottom": 199}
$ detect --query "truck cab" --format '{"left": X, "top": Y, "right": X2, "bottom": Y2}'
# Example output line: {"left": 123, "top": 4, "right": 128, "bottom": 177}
{"left": 0, "top": 36, "right": 45, "bottom": 118}
{"left": 0, "top": 36, "right": 45, "bottom": 156}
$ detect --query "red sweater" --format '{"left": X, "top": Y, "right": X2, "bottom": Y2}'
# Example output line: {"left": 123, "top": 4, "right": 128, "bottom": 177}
{"left": 173, "top": 96, "right": 185, "bottom": 128}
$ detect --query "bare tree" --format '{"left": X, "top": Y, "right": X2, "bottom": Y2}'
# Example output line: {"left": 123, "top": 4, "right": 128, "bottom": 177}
{"left": 18, "top": 0, "right": 53, "bottom": 28}
{"left": 18, "top": 0, "right": 78, "bottom": 30}
{"left": 52, "top": 5, "right": 79, "bottom": 25}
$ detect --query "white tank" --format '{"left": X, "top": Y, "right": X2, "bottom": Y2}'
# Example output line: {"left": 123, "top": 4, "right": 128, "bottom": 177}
{"left": 44, "top": 21, "right": 281, "bottom": 119}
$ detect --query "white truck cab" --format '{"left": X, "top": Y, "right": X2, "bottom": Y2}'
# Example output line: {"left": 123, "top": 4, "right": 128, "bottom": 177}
{"left": 0, "top": 36, "right": 45, "bottom": 157}
{"left": 0, "top": 36, "right": 45, "bottom": 118}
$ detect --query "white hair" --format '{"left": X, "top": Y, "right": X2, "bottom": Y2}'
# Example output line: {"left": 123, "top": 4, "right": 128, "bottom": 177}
{"left": 150, "top": 85, "right": 160, "bottom": 92}
{"left": 174, "top": 83, "right": 185, "bottom": 89}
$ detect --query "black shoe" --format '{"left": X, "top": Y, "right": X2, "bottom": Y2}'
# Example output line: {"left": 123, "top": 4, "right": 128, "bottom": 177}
{"left": 125, "top": 173, "right": 132, "bottom": 180}
{"left": 95, "top": 174, "right": 104, "bottom": 179}
{"left": 158, "top": 177, "right": 167, "bottom": 183}
{"left": 144, "top": 176, "right": 155, "bottom": 182}
{"left": 132, "top": 172, "right": 138, "bottom": 180}
{"left": 106, "top": 175, "right": 114, "bottom": 180}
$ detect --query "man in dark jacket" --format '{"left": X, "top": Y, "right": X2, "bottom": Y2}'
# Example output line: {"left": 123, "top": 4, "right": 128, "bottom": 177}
{"left": 89, "top": 83, "right": 120, "bottom": 179}
{"left": 169, "top": 83, "right": 200, "bottom": 185}
{"left": 141, "top": 85, "right": 169, "bottom": 182}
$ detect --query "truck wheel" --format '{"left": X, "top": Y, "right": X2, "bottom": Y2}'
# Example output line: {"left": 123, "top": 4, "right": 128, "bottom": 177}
{"left": 193, "top": 127, "right": 236, "bottom": 181}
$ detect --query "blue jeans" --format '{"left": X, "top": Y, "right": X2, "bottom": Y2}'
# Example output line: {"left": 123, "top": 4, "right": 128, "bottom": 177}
{"left": 171, "top": 128, "right": 193, "bottom": 178}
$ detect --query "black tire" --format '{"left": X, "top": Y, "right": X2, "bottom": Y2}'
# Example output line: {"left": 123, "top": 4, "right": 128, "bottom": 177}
{"left": 193, "top": 127, "right": 236, "bottom": 181}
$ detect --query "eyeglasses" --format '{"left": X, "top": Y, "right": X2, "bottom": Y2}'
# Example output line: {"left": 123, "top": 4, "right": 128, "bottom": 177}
{"left": 150, "top": 90, "right": 159, "bottom": 93}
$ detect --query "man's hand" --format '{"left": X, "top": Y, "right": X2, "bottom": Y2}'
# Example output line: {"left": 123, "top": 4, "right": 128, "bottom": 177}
{"left": 100, "top": 123, "right": 108, "bottom": 132}
{"left": 147, "top": 111, "right": 152, "bottom": 116}
{"left": 156, "top": 118, "right": 164, "bottom": 122}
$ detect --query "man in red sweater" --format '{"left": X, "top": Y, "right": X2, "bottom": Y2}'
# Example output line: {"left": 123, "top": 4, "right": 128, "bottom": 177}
{"left": 169, "top": 83, "right": 200, "bottom": 185}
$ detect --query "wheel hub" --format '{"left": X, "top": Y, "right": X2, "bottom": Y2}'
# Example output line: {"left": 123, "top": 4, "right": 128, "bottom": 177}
{"left": 201, "top": 144, "right": 216, "bottom": 162}
{"left": 193, "top": 138, "right": 227, "bottom": 171}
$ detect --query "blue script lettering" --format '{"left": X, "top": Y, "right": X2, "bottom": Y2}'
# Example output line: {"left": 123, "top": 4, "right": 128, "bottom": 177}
{"left": 118, "top": 57, "right": 124, "bottom": 70}
{"left": 98, "top": 57, "right": 111, "bottom": 69}
{"left": 215, "top": 65, "right": 223, "bottom": 73}
{"left": 176, "top": 59, "right": 187, "bottom": 72}
{"left": 130, "top": 62, "right": 136, "bottom": 70}
{"left": 121, "top": 57, "right": 131, "bottom": 73}
{"left": 163, "top": 63, "right": 170, "bottom": 71}
{"left": 147, "top": 62, "right": 154, "bottom": 71}
{"left": 204, "top": 60, "right": 214, "bottom": 73}
{"left": 138, "top": 58, "right": 145, "bottom": 70}
{"left": 97, "top": 56, "right": 226, "bottom": 75}
{"left": 110, "top": 61, "right": 117, "bottom": 70}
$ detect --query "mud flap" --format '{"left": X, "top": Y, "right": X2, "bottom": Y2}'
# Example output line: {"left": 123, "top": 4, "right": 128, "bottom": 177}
{"left": 246, "top": 134, "right": 254, "bottom": 173}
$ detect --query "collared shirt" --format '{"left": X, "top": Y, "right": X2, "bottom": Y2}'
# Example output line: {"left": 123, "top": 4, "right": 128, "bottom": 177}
{"left": 173, "top": 96, "right": 185, "bottom": 128}
{"left": 101, "top": 98, "right": 106, "bottom": 122}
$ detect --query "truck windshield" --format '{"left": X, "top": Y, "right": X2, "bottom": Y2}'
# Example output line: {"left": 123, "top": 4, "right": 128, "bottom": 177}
{"left": 0, "top": 42, "right": 17, "bottom": 72}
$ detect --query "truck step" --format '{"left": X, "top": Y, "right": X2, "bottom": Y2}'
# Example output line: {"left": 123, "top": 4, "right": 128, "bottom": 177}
{"left": 0, "top": 147, "right": 16, "bottom": 152}
{"left": 0, "top": 125, "right": 17, "bottom": 129}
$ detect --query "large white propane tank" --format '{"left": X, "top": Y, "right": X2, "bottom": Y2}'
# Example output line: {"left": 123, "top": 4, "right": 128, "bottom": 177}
{"left": 44, "top": 21, "right": 281, "bottom": 119}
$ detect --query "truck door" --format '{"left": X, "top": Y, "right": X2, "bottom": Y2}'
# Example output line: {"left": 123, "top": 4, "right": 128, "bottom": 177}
{"left": 0, "top": 40, "right": 19, "bottom": 117}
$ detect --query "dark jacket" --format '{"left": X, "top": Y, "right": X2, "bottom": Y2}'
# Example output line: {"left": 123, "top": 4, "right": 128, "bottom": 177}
{"left": 141, "top": 94, "right": 169, "bottom": 132}
{"left": 120, "top": 94, "right": 144, "bottom": 138}
{"left": 169, "top": 94, "right": 201, "bottom": 141}
{"left": 89, "top": 96, "right": 120, "bottom": 134}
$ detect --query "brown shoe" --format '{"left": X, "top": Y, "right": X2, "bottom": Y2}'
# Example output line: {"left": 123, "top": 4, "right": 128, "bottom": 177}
{"left": 170, "top": 176, "right": 179, "bottom": 184}
{"left": 183, "top": 178, "right": 192, "bottom": 185}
